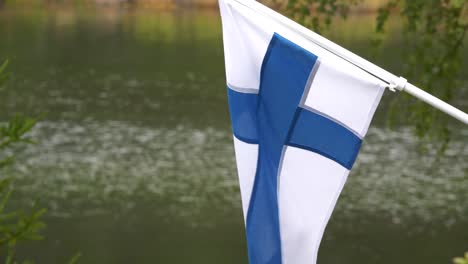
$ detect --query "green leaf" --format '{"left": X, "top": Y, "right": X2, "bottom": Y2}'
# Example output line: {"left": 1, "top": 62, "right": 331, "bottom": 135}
{"left": 0, "top": 59, "right": 11, "bottom": 88}
{"left": 0, "top": 156, "right": 15, "bottom": 169}
{"left": 67, "top": 252, "right": 82, "bottom": 264}
{"left": 453, "top": 252, "right": 468, "bottom": 264}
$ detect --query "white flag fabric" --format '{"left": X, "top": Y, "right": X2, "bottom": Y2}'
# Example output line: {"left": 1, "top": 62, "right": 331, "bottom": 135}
{"left": 219, "top": 0, "right": 386, "bottom": 263}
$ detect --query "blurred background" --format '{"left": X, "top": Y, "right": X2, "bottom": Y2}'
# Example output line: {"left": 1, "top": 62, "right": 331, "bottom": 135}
{"left": 0, "top": 0, "right": 467, "bottom": 263}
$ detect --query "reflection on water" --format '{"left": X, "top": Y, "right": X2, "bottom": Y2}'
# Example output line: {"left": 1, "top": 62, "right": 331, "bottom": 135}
{"left": 9, "top": 122, "right": 467, "bottom": 225}
{"left": 7, "top": 120, "right": 468, "bottom": 263}
{"left": 0, "top": 7, "right": 467, "bottom": 264}
{"left": 12, "top": 121, "right": 239, "bottom": 221}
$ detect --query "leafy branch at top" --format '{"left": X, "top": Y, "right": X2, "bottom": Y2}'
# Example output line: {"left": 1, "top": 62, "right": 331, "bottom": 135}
{"left": 282, "top": 0, "right": 362, "bottom": 33}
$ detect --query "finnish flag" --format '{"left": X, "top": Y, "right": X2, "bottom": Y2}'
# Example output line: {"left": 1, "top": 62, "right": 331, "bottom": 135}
{"left": 219, "top": 0, "right": 386, "bottom": 263}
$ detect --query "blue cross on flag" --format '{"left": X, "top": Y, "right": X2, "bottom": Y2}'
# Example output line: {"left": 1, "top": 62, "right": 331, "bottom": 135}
{"left": 219, "top": 0, "right": 386, "bottom": 263}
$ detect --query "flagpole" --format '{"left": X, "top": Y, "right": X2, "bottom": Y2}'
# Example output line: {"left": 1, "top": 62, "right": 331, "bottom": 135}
{"left": 403, "top": 83, "right": 468, "bottom": 124}
{"left": 227, "top": 0, "right": 468, "bottom": 125}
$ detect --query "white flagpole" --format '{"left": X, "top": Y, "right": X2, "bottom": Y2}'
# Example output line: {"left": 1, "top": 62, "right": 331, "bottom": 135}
{"left": 227, "top": 0, "right": 468, "bottom": 125}
{"left": 404, "top": 83, "right": 468, "bottom": 124}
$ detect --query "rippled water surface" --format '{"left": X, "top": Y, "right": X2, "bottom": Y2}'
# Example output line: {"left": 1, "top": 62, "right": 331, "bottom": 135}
{"left": 0, "top": 7, "right": 467, "bottom": 264}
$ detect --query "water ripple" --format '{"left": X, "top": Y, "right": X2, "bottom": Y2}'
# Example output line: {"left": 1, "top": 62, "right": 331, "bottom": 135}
{"left": 5, "top": 121, "right": 468, "bottom": 228}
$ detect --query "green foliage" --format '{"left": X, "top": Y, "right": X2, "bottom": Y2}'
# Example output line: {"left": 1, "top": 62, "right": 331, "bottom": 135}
{"left": 283, "top": 0, "right": 362, "bottom": 34}
{"left": 0, "top": 115, "right": 37, "bottom": 151}
{"left": 0, "top": 61, "right": 81, "bottom": 263}
{"left": 67, "top": 253, "right": 82, "bottom": 264}
{"left": 0, "top": 60, "right": 11, "bottom": 90}
{"left": 0, "top": 60, "right": 44, "bottom": 263}
{"left": 0, "top": 93, "right": 45, "bottom": 263}
{"left": 0, "top": 116, "right": 45, "bottom": 264}
{"left": 283, "top": 0, "right": 467, "bottom": 147}
{"left": 454, "top": 252, "right": 468, "bottom": 264}
{"left": 379, "top": 0, "right": 467, "bottom": 150}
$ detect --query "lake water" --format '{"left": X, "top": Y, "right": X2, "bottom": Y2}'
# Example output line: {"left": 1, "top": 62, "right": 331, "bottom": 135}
{"left": 0, "top": 7, "right": 467, "bottom": 264}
